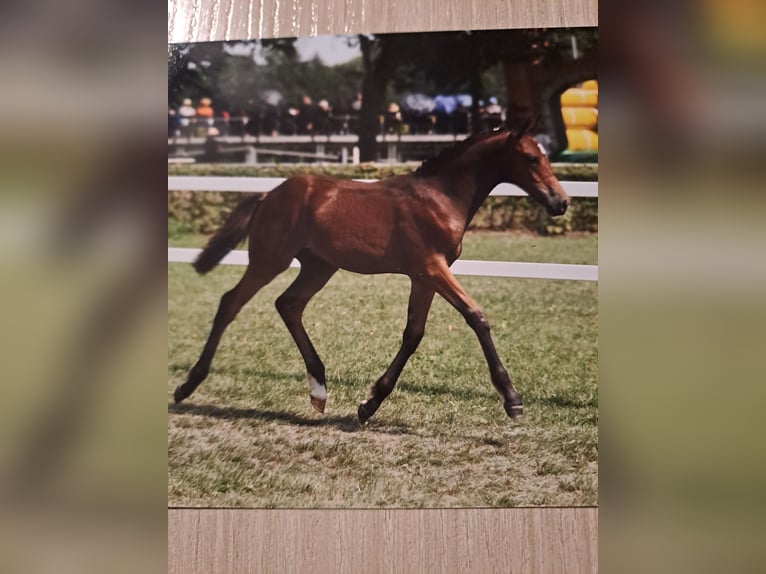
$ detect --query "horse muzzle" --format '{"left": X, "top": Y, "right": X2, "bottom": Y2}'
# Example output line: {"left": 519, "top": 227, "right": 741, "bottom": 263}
{"left": 541, "top": 186, "right": 570, "bottom": 217}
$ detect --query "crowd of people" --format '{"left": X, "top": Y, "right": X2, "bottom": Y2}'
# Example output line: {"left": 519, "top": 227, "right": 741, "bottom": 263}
{"left": 168, "top": 93, "right": 508, "bottom": 139}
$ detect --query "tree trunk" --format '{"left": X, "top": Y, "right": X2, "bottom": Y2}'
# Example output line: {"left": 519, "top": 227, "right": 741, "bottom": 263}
{"left": 469, "top": 58, "right": 483, "bottom": 134}
{"left": 502, "top": 59, "right": 535, "bottom": 112}
{"left": 358, "top": 36, "right": 387, "bottom": 162}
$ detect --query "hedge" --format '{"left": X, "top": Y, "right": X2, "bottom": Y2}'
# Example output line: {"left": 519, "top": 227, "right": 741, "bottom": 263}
{"left": 168, "top": 162, "right": 598, "bottom": 181}
{"left": 168, "top": 163, "right": 597, "bottom": 236}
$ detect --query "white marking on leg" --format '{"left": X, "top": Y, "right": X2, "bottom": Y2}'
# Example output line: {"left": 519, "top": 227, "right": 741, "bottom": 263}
{"left": 307, "top": 373, "right": 327, "bottom": 400}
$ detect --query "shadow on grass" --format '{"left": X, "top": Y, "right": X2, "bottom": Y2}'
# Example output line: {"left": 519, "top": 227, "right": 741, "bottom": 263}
{"left": 169, "top": 365, "right": 304, "bottom": 385}
{"left": 396, "top": 379, "right": 496, "bottom": 403}
{"left": 169, "top": 401, "right": 414, "bottom": 435}
{"left": 532, "top": 394, "right": 598, "bottom": 409}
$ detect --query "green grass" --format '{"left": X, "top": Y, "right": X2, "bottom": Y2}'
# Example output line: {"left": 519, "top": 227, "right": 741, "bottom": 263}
{"left": 461, "top": 231, "right": 597, "bottom": 264}
{"left": 168, "top": 234, "right": 597, "bottom": 508}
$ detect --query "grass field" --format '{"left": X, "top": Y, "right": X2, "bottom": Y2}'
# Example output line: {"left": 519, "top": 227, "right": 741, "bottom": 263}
{"left": 168, "top": 231, "right": 598, "bottom": 508}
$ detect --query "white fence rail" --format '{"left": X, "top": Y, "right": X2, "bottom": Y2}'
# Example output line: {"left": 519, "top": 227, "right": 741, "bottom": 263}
{"left": 167, "top": 248, "right": 598, "bottom": 282}
{"left": 167, "top": 176, "right": 598, "bottom": 282}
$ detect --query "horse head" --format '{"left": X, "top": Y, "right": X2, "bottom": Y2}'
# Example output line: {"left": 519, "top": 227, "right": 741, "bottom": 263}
{"left": 503, "top": 121, "right": 570, "bottom": 217}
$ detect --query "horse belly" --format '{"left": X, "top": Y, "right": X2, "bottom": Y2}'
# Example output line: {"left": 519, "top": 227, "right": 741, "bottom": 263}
{"left": 308, "top": 194, "right": 401, "bottom": 274}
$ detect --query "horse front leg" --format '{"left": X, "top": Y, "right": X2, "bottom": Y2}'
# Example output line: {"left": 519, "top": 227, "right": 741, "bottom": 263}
{"left": 358, "top": 281, "right": 435, "bottom": 423}
{"left": 424, "top": 258, "right": 523, "bottom": 421}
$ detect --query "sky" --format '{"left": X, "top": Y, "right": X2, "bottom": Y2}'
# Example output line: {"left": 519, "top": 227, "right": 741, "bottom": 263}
{"left": 294, "top": 35, "right": 361, "bottom": 66}
{"left": 227, "top": 34, "right": 361, "bottom": 66}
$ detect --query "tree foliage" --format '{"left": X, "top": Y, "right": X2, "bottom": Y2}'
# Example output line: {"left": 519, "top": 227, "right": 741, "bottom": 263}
{"left": 168, "top": 39, "right": 363, "bottom": 112}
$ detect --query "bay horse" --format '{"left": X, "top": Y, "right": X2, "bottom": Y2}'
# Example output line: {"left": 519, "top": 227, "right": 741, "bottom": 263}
{"left": 173, "top": 124, "right": 570, "bottom": 422}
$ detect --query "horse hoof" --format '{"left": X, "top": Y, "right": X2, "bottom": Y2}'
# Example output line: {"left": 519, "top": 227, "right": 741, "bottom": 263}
{"left": 357, "top": 402, "right": 372, "bottom": 423}
{"left": 310, "top": 395, "right": 326, "bottom": 414}
{"left": 173, "top": 385, "right": 189, "bottom": 404}
{"left": 504, "top": 403, "right": 524, "bottom": 421}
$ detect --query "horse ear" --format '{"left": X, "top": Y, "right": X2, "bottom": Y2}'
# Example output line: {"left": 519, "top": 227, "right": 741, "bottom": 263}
{"left": 518, "top": 115, "right": 536, "bottom": 135}
{"left": 506, "top": 113, "right": 536, "bottom": 143}
{"left": 506, "top": 122, "right": 530, "bottom": 143}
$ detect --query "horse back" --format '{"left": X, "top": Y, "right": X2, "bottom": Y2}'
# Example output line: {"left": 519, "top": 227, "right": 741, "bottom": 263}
{"left": 274, "top": 174, "right": 466, "bottom": 274}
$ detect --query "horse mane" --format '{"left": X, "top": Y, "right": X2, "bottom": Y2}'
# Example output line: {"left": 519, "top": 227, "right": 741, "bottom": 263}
{"left": 413, "top": 107, "right": 538, "bottom": 177}
{"left": 414, "top": 131, "right": 507, "bottom": 177}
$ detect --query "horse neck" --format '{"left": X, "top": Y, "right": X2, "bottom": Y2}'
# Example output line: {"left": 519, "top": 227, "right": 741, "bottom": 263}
{"left": 441, "top": 137, "right": 507, "bottom": 225}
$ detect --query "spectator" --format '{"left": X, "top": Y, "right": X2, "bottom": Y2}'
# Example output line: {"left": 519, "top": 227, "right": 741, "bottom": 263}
{"left": 297, "top": 95, "right": 315, "bottom": 134}
{"left": 384, "top": 102, "right": 403, "bottom": 134}
{"left": 411, "top": 113, "right": 436, "bottom": 135}
{"left": 433, "top": 95, "right": 457, "bottom": 134}
{"left": 177, "top": 98, "right": 196, "bottom": 138}
{"left": 216, "top": 109, "right": 230, "bottom": 136}
{"left": 484, "top": 96, "right": 504, "bottom": 130}
{"left": 168, "top": 108, "right": 178, "bottom": 138}
{"left": 347, "top": 93, "right": 362, "bottom": 133}
{"left": 201, "top": 127, "right": 222, "bottom": 163}
{"left": 351, "top": 92, "right": 363, "bottom": 112}
{"left": 315, "top": 99, "right": 332, "bottom": 135}
{"left": 262, "top": 104, "right": 281, "bottom": 136}
{"left": 331, "top": 98, "right": 350, "bottom": 134}
{"left": 229, "top": 109, "right": 247, "bottom": 137}
{"left": 244, "top": 100, "right": 262, "bottom": 136}
{"left": 453, "top": 103, "right": 470, "bottom": 134}
{"left": 195, "top": 97, "right": 215, "bottom": 137}
{"left": 282, "top": 107, "right": 299, "bottom": 135}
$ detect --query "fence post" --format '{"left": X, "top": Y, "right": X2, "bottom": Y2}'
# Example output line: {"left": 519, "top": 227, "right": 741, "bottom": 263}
{"left": 387, "top": 142, "right": 397, "bottom": 162}
{"left": 246, "top": 146, "right": 257, "bottom": 164}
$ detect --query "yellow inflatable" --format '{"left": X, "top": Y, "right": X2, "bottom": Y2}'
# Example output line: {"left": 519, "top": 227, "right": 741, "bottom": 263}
{"left": 565, "top": 128, "right": 599, "bottom": 151}
{"left": 560, "top": 80, "right": 598, "bottom": 152}
{"left": 560, "top": 88, "right": 598, "bottom": 107}
{"left": 561, "top": 107, "right": 598, "bottom": 129}
{"left": 582, "top": 79, "right": 598, "bottom": 91}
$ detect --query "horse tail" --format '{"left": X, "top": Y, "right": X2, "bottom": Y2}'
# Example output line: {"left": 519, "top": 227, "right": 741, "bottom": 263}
{"left": 193, "top": 194, "right": 265, "bottom": 274}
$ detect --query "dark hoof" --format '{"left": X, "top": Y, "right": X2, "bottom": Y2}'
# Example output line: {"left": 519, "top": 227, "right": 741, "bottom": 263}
{"left": 357, "top": 401, "right": 373, "bottom": 423}
{"left": 504, "top": 402, "right": 524, "bottom": 421}
{"left": 173, "top": 385, "right": 189, "bottom": 404}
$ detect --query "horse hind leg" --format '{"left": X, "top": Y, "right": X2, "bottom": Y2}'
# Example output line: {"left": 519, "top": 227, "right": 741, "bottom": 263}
{"left": 275, "top": 252, "right": 337, "bottom": 413}
{"left": 174, "top": 262, "right": 287, "bottom": 404}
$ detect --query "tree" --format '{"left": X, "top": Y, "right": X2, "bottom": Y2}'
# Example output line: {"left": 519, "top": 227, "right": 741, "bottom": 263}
{"left": 168, "top": 44, "right": 204, "bottom": 105}
{"left": 358, "top": 35, "right": 399, "bottom": 161}
{"left": 168, "top": 39, "right": 298, "bottom": 110}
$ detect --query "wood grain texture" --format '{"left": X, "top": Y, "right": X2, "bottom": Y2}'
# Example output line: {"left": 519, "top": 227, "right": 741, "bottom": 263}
{"left": 168, "top": 1, "right": 598, "bottom": 572}
{"left": 169, "top": 508, "right": 598, "bottom": 573}
{"left": 168, "top": 0, "right": 598, "bottom": 43}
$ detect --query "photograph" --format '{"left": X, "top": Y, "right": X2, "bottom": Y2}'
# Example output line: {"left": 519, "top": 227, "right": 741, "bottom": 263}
{"left": 167, "top": 27, "right": 598, "bottom": 509}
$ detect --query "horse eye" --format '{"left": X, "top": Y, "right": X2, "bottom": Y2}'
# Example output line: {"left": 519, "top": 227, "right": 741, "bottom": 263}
{"left": 525, "top": 154, "right": 540, "bottom": 166}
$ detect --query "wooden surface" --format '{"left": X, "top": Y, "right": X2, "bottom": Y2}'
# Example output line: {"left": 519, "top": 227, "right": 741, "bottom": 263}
{"left": 169, "top": 508, "right": 598, "bottom": 573}
{"left": 168, "top": 0, "right": 598, "bottom": 43}
{"left": 168, "top": 1, "right": 598, "bottom": 572}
